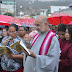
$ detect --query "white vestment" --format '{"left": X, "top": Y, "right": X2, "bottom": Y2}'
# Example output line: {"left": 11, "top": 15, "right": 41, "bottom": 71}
{"left": 24, "top": 32, "right": 60, "bottom": 72}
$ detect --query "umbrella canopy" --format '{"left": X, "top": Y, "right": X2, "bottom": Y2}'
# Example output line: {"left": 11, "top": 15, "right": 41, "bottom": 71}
{"left": 68, "top": 4, "right": 72, "bottom": 7}
{"left": 8, "top": 17, "right": 35, "bottom": 27}
{"left": 48, "top": 13, "right": 72, "bottom": 25}
{"left": 8, "top": 17, "right": 22, "bottom": 26}
{"left": 0, "top": 15, "right": 14, "bottom": 26}
{"left": 68, "top": 21, "right": 72, "bottom": 25}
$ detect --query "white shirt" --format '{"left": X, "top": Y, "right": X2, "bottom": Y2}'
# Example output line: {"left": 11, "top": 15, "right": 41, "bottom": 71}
{"left": 24, "top": 32, "right": 60, "bottom": 72}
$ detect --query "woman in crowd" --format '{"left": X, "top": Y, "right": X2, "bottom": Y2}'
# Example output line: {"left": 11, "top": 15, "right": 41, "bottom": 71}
{"left": 57, "top": 24, "right": 67, "bottom": 50}
{"left": 59, "top": 25, "right": 72, "bottom": 72}
{"left": 29, "top": 27, "right": 38, "bottom": 40}
{"left": 0, "top": 28, "right": 8, "bottom": 71}
{"left": 18, "top": 26, "right": 30, "bottom": 48}
{"left": 1, "top": 24, "right": 25, "bottom": 72}
{"left": 2, "top": 28, "right": 8, "bottom": 38}
{"left": 0, "top": 28, "right": 8, "bottom": 43}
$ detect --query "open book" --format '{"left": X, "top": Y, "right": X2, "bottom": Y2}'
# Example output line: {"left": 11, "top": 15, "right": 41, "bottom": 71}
{"left": 0, "top": 46, "right": 13, "bottom": 54}
{"left": 0, "top": 41, "right": 30, "bottom": 55}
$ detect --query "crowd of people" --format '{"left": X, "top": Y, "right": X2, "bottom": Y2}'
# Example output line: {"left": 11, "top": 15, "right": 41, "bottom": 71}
{"left": 0, "top": 15, "right": 72, "bottom": 72}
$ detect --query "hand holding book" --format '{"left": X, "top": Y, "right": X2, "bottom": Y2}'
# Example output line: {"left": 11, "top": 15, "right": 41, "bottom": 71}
{"left": 10, "top": 40, "right": 31, "bottom": 55}
{"left": 0, "top": 40, "right": 30, "bottom": 55}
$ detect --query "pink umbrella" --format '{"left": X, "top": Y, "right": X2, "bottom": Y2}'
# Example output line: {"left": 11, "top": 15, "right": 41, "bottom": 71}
{"left": 68, "top": 21, "right": 72, "bottom": 25}
{"left": 8, "top": 17, "right": 35, "bottom": 27}
{"left": 0, "top": 15, "right": 14, "bottom": 26}
{"left": 8, "top": 17, "right": 22, "bottom": 26}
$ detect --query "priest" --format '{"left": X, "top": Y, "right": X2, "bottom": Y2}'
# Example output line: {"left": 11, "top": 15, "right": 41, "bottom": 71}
{"left": 23, "top": 15, "right": 60, "bottom": 72}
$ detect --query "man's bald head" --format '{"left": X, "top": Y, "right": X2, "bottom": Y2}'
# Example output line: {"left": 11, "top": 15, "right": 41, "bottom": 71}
{"left": 35, "top": 15, "right": 48, "bottom": 24}
{"left": 34, "top": 15, "right": 49, "bottom": 34}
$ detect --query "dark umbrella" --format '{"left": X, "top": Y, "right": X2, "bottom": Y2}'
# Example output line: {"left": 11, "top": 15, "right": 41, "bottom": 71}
{"left": 68, "top": 4, "right": 72, "bottom": 10}
{"left": 68, "top": 4, "right": 72, "bottom": 7}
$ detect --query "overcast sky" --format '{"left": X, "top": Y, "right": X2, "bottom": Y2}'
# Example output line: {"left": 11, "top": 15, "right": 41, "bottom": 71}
{"left": 38, "top": 0, "right": 59, "bottom": 1}
{"left": 30, "top": 0, "right": 59, "bottom": 1}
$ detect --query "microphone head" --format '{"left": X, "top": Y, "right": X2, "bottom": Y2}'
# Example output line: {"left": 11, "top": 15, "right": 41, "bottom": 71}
{"left": 8, "top": 36, "right": 12, "bottom": 40}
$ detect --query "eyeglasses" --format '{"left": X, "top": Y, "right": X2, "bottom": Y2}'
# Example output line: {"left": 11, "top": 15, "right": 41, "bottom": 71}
{"left": 35, "top": 24, "right": 40, "bottom": 26}
{"left": 8, "top": 31, "right": 17, "bottom": 34}
{"left": 18, "top": 30, "right": 25, "bottom": 31}
{"left": 59, "top": 34, "right": 65, "bottom": 36}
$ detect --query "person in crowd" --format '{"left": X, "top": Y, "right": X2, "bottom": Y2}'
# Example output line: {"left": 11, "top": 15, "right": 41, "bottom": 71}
{"left": 18, "top": 26, "right": 30, "bottom": 48}
{"left": 57, "top": 24, "right": 67, "bottom": 50}
{"left": 48, "top": 24, "right": 53, "bottom": 31}
{"left": 25, "top": 27, "right": 29, "bottom": 34}
{"left": 4, "top": 26, "right": 8, "bottom": 30}
{"left": 59, "top": 25, "right": 72, "bottom": 72}
{"left": 55, "top": 26, "right": 58, "bottom": 34}
{"left": 52, "top": 25, "right": 55, "bottom": 33}
{"left": 18, "top": 26, "right": 30, "bottom": 70}
{"left": 29, "top": 27, "right": 38, "bottom": 40}
{"left": 23, "top": 15, "right": 60, "bottom": 72}
{"left": 0, "top": 28, "right": 8, "bottom": 43}
{"left": 0, "top": 28, "right": 8, "bottom": 72}
{"left": 1, "top": 24, "right": 25, "bottom": 72}
{"left": 18, "top": 26, "right": 26, "bottom": 40}
{"left": 2, "top": 28, "right": 8, "bottom": 38}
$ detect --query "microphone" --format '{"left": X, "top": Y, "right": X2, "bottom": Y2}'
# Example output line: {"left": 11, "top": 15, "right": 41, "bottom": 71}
{"left": 6, "top": 36, "right": 12, "bottom": 45}
{"left": 8, "top": 36, "right": 12, "bottom": 40}
{"left": 2, "top": 36, "right": 12, "bottom": 45}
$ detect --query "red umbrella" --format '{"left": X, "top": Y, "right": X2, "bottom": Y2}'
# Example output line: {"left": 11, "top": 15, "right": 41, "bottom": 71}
{"left": 0, "top": 15, "right": 14, "bottom": 26}
{"left": 48, "top": 13, "right": 72, "bottom": 25}
{"left": 68, "top": 21, "right": 72, "bottom": 25}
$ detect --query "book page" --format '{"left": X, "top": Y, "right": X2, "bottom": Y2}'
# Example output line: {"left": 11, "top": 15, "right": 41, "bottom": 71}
{"left": 20, "top": 40, "right": 30, "bottom": 55}
{"left": 0, "top": 46, "right": 6, "bottom": 54}
{"left": 10, "top": 41, "right": 23, "bottom": 52}
{"left": 10, "top": 40, "right": 30, "bottom": 55}
{"left": 0, "top": 46, "right": 14, "bottom": 54}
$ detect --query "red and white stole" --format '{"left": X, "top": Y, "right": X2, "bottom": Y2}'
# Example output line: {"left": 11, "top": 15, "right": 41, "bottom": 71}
{"left": 31, "top": 30, "right": 55, "bottom": 55}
